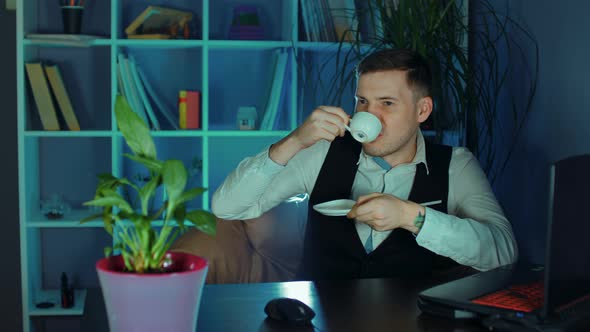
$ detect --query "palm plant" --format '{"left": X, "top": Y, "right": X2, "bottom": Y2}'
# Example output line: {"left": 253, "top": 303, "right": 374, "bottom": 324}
{"left": 298, "top": 0, "right": 538, "bottom": 183}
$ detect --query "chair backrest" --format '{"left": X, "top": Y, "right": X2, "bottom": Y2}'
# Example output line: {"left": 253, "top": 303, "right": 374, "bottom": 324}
{"left": 243, "top": 196, "right": 309, "bottom": 273}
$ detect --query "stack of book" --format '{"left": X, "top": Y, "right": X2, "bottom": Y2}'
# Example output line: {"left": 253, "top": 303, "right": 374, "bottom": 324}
{"left": 116, "top": 53, "right": 181, "bottom": 130}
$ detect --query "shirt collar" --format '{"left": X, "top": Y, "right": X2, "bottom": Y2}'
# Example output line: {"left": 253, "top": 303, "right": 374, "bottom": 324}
{"left": 357, "top": 130, "right": 430, "bottom": 174}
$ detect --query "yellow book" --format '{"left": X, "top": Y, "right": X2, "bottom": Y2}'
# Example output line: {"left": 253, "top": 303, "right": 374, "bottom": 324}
{"left": 44, "top": 64, "right": 81, "bottom": 131}
{"left": 178, "top": 90, "right": 187, "bottom": 129}
{"left": 125, "top": 6, "right": 193, "bottom": 37}
{"left": 25, "top": 63, "right": 60, "bottom": 131}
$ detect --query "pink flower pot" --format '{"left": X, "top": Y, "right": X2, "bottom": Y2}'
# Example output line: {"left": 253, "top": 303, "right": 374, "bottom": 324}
{"left": 96, "top": 252, "right": 208, "bottom": 332}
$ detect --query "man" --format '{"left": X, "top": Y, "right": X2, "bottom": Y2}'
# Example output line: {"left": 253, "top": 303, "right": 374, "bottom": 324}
{"left": 212, "top": 48, "right": 517, "bottom": 281}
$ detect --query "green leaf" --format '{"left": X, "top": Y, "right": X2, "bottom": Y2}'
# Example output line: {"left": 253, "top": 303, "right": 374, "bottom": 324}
{"left": 173, "top": 204, "right": 187, "bottom": 231}
{"left": 114, "top": 95, "right": 156, "bottom": 159}
{"left": 185, "top": 210, "right": 216, "bottom": 236}
{"left": 139, "top": 174, "right": 161, "bottom": 215}
{"left": 84, "top": 188, "right": 134, "bottom": 214}
{"left": 162, "top": 160, "right": 187, "bottom": 217}
{"left": 104, "top": 246, "right": 113, "bottom": 257}
{"left": 103, "top": 214, "right": 114, "bottom": 236}
{"left": 123, "top": 153, "right": 163, "bottom": 173}
{"left": 177, "top": 187, "right": 207, "bottom": 205}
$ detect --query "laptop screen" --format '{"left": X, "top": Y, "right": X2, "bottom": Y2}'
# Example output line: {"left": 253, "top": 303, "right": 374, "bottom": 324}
{"left": 545, "top": 155, "right": 590, "bottom": 315}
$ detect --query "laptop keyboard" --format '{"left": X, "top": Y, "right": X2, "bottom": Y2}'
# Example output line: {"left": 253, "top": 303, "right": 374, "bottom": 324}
{"left": 471, "top": 281, "right": 544, "bottom": 312}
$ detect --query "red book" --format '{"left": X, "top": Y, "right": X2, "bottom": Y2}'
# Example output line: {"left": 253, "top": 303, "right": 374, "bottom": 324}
{"left": 186, "top": 90, "right": 201, "bottom": 129}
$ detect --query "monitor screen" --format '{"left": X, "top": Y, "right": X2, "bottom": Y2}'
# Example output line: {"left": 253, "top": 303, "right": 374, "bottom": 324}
{"left": 545, "top": 154, "right": 590, "bottom": 315}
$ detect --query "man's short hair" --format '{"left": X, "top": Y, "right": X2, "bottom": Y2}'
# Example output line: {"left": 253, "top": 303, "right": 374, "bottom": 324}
{"left": 355, "top": 48, "right": 432, "bottom": 100}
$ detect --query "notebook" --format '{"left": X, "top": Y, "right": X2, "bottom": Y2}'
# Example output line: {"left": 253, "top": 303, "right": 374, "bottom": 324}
{"left": 418, "top": 154, "right": 590, "bottom": 331}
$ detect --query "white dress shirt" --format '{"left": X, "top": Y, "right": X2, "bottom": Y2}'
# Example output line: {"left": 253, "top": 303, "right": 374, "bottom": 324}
{"left": 212, "top": 131, "right": 518, "bottom": 271}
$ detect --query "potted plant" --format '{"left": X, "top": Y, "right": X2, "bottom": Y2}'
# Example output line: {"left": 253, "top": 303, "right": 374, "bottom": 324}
{"left": 82, "top": 95, "right": 216, "bottom": 332}
{"left": 299, "top": 0, "right": 538, "bottom": 184}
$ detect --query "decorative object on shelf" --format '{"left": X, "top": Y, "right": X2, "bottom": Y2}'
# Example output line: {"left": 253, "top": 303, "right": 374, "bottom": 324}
{"left": 237, "top": 106, "right": 258, "bottom": 130}
{"left": 125, "top": 6, "right": 194, "bottom": 40}
{"left": 228, "top": 5, "right": 264, "bottom": 40}
{"left": 35, "top": 301, "right": 55, "bottom": 309}
{"left": 82, "top": 95, "right": 216, "bottom": 332}
{"left": 188, "top": 157, "right": 203, "bottom": 178}
{"left": 60, "top": 0, "right": 85, "bottom": 34}
{"left": 60, "top": 272, "right": 75, "bottom": 308}
{"left": 41, "top": 193, "right": 71, "bottom": 220}
{"left": 303, "top": 0, "right": 538, "bottom": 183}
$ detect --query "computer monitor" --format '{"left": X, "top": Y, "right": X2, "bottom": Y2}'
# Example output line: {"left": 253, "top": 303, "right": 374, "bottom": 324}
{"left": 544, "top": 154, "right": 590, "bottom": 317}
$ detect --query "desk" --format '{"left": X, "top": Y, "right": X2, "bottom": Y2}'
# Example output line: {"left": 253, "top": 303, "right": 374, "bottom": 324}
{"left": 197, "top": 278, "right": 487, "bottom": 332}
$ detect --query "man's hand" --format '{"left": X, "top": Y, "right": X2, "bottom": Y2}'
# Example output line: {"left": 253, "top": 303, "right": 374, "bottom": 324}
{"left": 347, "top": 193, "right": 425, "bottom": 233}
{"left": 270, "top": 106, "right": 350, "bottom": 165}
{"left": 290, "top": 106, "right": 350, "bottom": 148}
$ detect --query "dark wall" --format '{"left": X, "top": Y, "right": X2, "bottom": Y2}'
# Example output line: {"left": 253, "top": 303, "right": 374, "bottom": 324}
{"left": 481, "top": 1, "right": 590, "bottom": 264}
{"left": 0, "top": 4, "right": 22, "bottom": 332}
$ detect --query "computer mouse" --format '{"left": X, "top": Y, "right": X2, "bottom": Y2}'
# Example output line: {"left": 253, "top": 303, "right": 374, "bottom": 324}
{"left": 264, "top": 297, "right": 316, "bottom": 326}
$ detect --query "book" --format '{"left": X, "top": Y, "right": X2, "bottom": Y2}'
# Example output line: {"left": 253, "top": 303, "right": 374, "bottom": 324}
{"left": 117, "top": 54, "right": 149, "bottom": 125}
{"left": 260, "top": 50, "right": 288, "bottom": 130}
{"left": 127, "top": 56, "right": 160, "bottom": 130}
{"left": 25, "top": 63, "right": 60, "bottom": 130}
{"left": 258, "top": 52, "right": 279, "bottom": 129}
{"left": 125, "top": 6, "right": 193, "bottom": 37}
{"left": 44, "top": 64, "right": 81, "bottom": 131}
{"left": 185, "top": 91, "right": 201, "bottom": 129}
{"left": 137, "top": 67, "right": 179, "bottom": 130}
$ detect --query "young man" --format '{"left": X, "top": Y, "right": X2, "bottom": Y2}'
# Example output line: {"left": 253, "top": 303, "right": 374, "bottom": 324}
{"left": 212, "top": 48, "right": 517, "bottom": 281}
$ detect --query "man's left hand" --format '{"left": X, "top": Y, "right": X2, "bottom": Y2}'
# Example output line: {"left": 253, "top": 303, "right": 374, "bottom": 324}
{"left": 346, "top": 193, "right": 424, "bottom": 233}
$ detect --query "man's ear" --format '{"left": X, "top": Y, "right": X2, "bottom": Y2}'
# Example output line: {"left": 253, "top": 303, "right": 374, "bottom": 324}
{"left": 416, "top": 97, "right": 433, "bottom": 123}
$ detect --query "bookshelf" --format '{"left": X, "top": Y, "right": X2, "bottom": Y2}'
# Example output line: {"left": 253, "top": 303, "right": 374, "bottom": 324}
{"left": 17, "top": 1, "right": 453, "bottom": 331}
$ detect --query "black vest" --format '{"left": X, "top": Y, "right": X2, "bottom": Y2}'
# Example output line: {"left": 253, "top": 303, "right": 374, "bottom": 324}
{"left": 298, "top": 132, "right": 457, "bottom": 281}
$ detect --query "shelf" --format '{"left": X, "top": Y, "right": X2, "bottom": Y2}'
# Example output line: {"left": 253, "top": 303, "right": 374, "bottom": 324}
{"left": 27, "top": 221, "right": 104, "bottom": 228}
{"left": 207, "top": 130, "right": 290, "bottom": 137}
{"left": 24, "top": 130, "right": 115, "bottom": 137}
{"left": 207, "top": 40, "right": 292, "bottom": 49}
{"left": 23, "top": 130, "right": 291, "bottom": 138}
{"left": 296, "top": 41, "right": 374, "bottom": 52}
{"left": 116, "top": 39, "right": 205, "bottom": 48}
{"left": 24, "top": 39, "right": 112, "bottom": 47}
{"left": 29, "top": 289, "right": 87, "bottom": 316}
{"left": 27, "top": 209, "right": 103, "bottom": 227}
{"left": 151, "top": 130, "right": 204, "bottom": 137}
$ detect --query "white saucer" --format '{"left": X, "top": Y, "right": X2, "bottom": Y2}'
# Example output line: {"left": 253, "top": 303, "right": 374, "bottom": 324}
{"left": 312, "top": 199, "right": 356, "bottom": 216}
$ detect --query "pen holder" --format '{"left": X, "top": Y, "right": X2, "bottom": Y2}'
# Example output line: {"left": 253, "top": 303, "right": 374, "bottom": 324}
{"left": 61, "top": 6, "right": 84, "bottom": 34}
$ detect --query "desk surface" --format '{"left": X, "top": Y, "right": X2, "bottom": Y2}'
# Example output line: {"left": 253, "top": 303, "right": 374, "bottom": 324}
{"left": 197, "top": 278, "right": 487, "bottom": 332}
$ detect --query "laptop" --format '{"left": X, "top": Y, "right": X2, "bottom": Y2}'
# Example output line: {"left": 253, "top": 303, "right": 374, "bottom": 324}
{"left": 418, "top": 155, "right": 590, "bottom": 330}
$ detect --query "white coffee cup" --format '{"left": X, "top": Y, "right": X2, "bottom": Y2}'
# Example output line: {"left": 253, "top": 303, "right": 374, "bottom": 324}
{"left": 346, "top": 112, "right": 382, "bottom": 143}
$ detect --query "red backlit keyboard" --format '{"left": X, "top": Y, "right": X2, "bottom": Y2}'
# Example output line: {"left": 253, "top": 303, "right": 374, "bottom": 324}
{"left": 471, "top": 281, "right": 544, "bottom": 312}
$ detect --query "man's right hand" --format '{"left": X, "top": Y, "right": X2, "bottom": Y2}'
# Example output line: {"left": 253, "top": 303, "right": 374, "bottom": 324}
{"left": 269, "top": 106, "right": 350, "bottom": 165}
